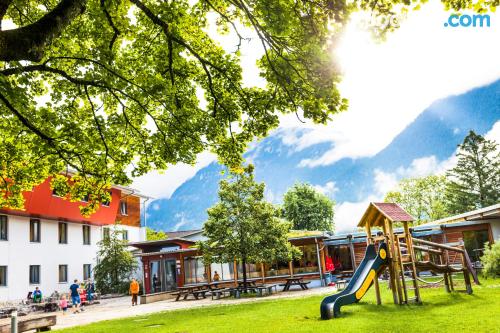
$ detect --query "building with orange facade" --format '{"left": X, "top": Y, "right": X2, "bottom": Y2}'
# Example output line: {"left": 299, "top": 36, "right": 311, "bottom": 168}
{"left": 0, "top": 177, "right": 148, "bottom": 301}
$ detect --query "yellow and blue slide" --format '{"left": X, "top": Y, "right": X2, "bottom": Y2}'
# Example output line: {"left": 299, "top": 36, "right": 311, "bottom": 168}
{"left": 320, "top": 242, "right": 388, "bottom": 319}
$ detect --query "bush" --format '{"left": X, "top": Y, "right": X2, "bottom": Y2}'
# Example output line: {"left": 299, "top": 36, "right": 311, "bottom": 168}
{"left": 480, "top": 241, "right": 500, "bottom": 278}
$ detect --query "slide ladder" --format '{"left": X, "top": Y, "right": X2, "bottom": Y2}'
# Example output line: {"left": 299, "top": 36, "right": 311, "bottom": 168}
{"left": 395, "top": 235, "right": 421, "bottom": 304}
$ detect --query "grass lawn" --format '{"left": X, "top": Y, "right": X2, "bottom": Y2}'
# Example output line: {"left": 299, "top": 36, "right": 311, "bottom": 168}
{"left": 60, "top": 277, "right": 500, "bottom": 333}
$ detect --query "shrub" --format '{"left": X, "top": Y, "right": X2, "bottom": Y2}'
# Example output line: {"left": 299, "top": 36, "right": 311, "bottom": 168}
{"left": 480, "top": 241, "right": 500, "bottom": 278}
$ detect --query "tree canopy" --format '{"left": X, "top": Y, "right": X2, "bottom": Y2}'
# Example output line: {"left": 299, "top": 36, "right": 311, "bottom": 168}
{"left": 0, "top": 0, "right": 496, "bottom": 214}
{"left": 445, "top": 131, "right": 500, "bottom": 214}
{"left": 199, "top": 165, "right": 299, "bottom": 288}
{"left": 146, "top": 227, "right": 168, "bottom": 241}
{"left": 384, "top": 175, "right": 449, "bottom": 225}
{"left": 93, "top": 228, "right": 138, "bottom": 293}
{"left": 282, "top": 182, "right": 335, "bottom": 231}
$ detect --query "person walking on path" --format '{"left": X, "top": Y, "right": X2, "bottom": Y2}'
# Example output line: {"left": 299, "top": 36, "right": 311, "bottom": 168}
{"left": 59, "top": 295, "right": 68, "bottom": 315}
{"left": 129, "top": 278, "right": 140, "bottom": 306}
{"left": 70, "top": 279, "right": 81, "bottom": 313}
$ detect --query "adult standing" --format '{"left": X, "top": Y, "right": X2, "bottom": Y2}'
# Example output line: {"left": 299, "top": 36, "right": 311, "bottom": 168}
{"left": 69, "top": 279, "right": 81, "bottom": 313}
{"left": 129, "top": 278, "right": 140, "bottom": 306}
{"left": 85, "top": 279, "right": 95, "bottom": 303}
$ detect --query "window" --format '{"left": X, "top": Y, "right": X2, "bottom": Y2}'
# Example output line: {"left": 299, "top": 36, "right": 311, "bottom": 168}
{"left": 83, "top": 225, "right": 91, "bottom": 245}
{"left": 463, "top": 229, "right": 490, "bottom": 262}
{"left": 102, "top": 192, "right": 112, "bottom": 207}
{"left": 120, "top": 201, "right": 128, "bottom": 215}
{"left": 237, "top": 263, "right": 262, "bottom": 279}
{"left": 0, "top": 266, "right": 6, "bottom": 286}
{"left": 122, "top": 230, "right": 129, "bottom": 242}
{"left": 184, "top": 257, "right": 208, "bottom": 284}
{"left": 210, "top": 262, "right": 235, "bottom": 281}
{"left": 30, "top": 219, "right": 41, "bottom": 243}
{"left": 58, "top": 265, "right": 68, "bottom": 283}
{"left": 103, "top": 227, "right": 110, "bottom": 240}
{"left": 293, "top": 244, "right": 320, "bottom": 274}
{"left": 264, "top": 260, "right": 290, "bottom": 277}
{"left": 83, "top": 264, "right": 92, "bottom": 280}
{"left": 58, "top": 222, "right": 68, "bottom": 244}
{"left": 52, "top": 188, "right": 65, "bottom": 197}
{"left": 0, "top": 215, "right": 7, "bottom": 241}
{"left": 29, "top": 265, "right": 40, "bottom": 284}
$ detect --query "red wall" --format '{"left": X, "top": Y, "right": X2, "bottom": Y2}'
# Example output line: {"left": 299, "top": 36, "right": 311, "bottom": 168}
{"left": 0, "top": 178, "right": 121, "bottom": 225}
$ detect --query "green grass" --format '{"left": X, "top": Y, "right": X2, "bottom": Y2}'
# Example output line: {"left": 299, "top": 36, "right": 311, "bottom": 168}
{"left": 60, "top": 278, "right": 500, "bottom": 333}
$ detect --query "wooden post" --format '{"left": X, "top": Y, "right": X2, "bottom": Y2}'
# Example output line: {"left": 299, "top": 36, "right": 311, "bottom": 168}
{"left": 386, "top": 218, "right": 403, "bottom": 304}
{"left": 261, "top": 263, "right": 265, "bottom": 284}
{"left": 289, "top": 261, "right": 294, "bottom": 277}
{"left": 365, "top": 223, "right": 382, "bottom": 305}
{"left": 395, "top": 236, "right": 408, "bottom": 303}
{"left": 207, "top": 265, "right": 212, "bottom": 284}
{"left": 460, "top": 243, "right": 473, "bottom": 294}
{"left": 403, "top": 221, "right": 421, "bottom": 303}
{"left": 348, "top": 237, "right": 357, "bottom": 270}
{"left": 233, "top": 260, "right": 238, "bottom": 287}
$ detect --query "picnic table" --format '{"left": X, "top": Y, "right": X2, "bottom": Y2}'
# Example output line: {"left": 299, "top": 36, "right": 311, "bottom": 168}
{"left": 281, "top": 277, "right": 311, "bottom": 291}
{"left": 172, "top": 284, "right": 209, "bottom": 301}
{"left": 237, "top": 280, "right": 258, "bottom": 288}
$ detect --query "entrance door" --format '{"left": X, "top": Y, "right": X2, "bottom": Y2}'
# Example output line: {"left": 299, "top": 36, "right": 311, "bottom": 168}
{"left": 163, "top": 259, "right": 177, "bottom": 290}
{"left": 150, "top": 261, "right": 162, "bottom": 293}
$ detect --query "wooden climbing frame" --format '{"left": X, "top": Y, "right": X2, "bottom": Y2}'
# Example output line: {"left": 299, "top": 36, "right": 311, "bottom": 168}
{"left": 358, "top": 202, "right": 477, "bottom": 306}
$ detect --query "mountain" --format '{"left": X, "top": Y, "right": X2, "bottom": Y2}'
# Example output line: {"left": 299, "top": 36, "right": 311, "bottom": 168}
{"left": 146, "top": 80, "right": 500, "bottom": 231}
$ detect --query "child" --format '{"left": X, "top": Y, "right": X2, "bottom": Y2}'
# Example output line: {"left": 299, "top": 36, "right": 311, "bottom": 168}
{"left": 60, "top": 295, "right": 68, "bottom": 315}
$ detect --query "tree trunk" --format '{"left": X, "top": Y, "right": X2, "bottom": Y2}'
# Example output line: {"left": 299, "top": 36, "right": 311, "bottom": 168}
{"left": 242, "top": 258, "right": 248, "bottom": 294}
{"left": 0, "top": 0, "right": 87, "bottom": 61}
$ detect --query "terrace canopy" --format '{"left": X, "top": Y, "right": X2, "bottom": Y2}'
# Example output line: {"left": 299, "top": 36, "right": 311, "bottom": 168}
{"left": 358, "top": 202, "right": 414, "bottom": 228}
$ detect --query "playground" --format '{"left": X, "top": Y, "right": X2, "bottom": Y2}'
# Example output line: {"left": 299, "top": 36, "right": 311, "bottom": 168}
{"left": 55, "top": 203, "right": 499, "bottom": 333}
{"left": 57, "top": 276, "right": 499, "bottom": 333}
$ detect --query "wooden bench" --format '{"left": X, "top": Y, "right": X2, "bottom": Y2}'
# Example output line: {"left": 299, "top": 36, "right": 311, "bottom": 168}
{"left": 209, "top": 288, "right": 232, "bottom": 300}
{"left": 172, "top": 289, "right": 207, "bottom": 301}
{"left": 0, "top": 315, "right": 56, "bottom": 333}
{"left": 254, "top": 284, "right": 278, "bottom": 297}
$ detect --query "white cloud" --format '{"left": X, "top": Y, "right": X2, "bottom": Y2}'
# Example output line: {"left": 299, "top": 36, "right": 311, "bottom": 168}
{"left": 335, "top": 120, "right": 500, "bottom": 232}
{"left": 313, "top": 181, "right": 339, "bottom": 197}
{"left": 279, "top": 4, "right": 500, "bottom": 167}
{"left": 132, "top": 152, "right": 217, "bottom": 200}
{"left": 373, "top": 169, "right": 399, "bottom": 195}
{"left": 335, "top": 196, "right": 378, "bottom": 232}
{"left": 485, "top": 121, "right": 500, "bottom": 143}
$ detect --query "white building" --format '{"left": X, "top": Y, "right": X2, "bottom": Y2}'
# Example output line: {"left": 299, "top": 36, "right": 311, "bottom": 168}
{"left": 0, "top": 178, "right": 148, "bottom": 302}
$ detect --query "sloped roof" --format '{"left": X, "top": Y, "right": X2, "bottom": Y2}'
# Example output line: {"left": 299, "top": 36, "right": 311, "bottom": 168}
{"left": 164, "top": 229, "right": 203, "bottom": 239}
{"left": 420, "top": 203, "right": 500, "bottom": 226}
{"left": 358, "top": 202, "right": 414, "bottom": 227}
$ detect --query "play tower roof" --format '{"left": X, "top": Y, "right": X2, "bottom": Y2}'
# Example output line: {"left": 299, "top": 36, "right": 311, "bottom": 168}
{"left": 358, "top": 202, "right": 414, "bottom": 228}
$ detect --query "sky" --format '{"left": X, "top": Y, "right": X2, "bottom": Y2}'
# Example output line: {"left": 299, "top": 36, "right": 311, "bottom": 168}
{"left": 132, "top": 3, "right": 500, "bottom": 230}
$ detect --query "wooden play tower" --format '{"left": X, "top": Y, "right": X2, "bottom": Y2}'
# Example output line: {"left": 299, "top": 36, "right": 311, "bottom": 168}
{"left": 358, "top": 202, "right": 477, "bottom": 305}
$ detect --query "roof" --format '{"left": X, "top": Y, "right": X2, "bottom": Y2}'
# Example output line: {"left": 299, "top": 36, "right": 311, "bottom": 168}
{"left": 128, "top": 237, "right": 196, "bottom": 249}
{"left": 164, "top": 229, "right": 203, "bottom": 239}
{"left": 287, "top": 230, "right": 326, "bottom": 239}
{"left": 420, "top": 203, "right": 500, "bottom": 226}
{"left": 358, "top": 202, "right": 414, "bottom": 227}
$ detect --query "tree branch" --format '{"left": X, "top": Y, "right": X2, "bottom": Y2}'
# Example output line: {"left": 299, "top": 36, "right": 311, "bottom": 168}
{"left": 0, "top": 0, "right": 87, "bottom": 61}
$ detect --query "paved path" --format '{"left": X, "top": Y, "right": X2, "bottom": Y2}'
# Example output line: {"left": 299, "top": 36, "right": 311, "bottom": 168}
{"left": 54, "top": 286, "right": 337, "bottom": 330}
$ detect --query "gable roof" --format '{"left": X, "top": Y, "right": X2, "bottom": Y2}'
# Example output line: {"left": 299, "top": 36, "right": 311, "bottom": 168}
{"left": 358, "top": 202, "right": 414, "bottom": 228}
